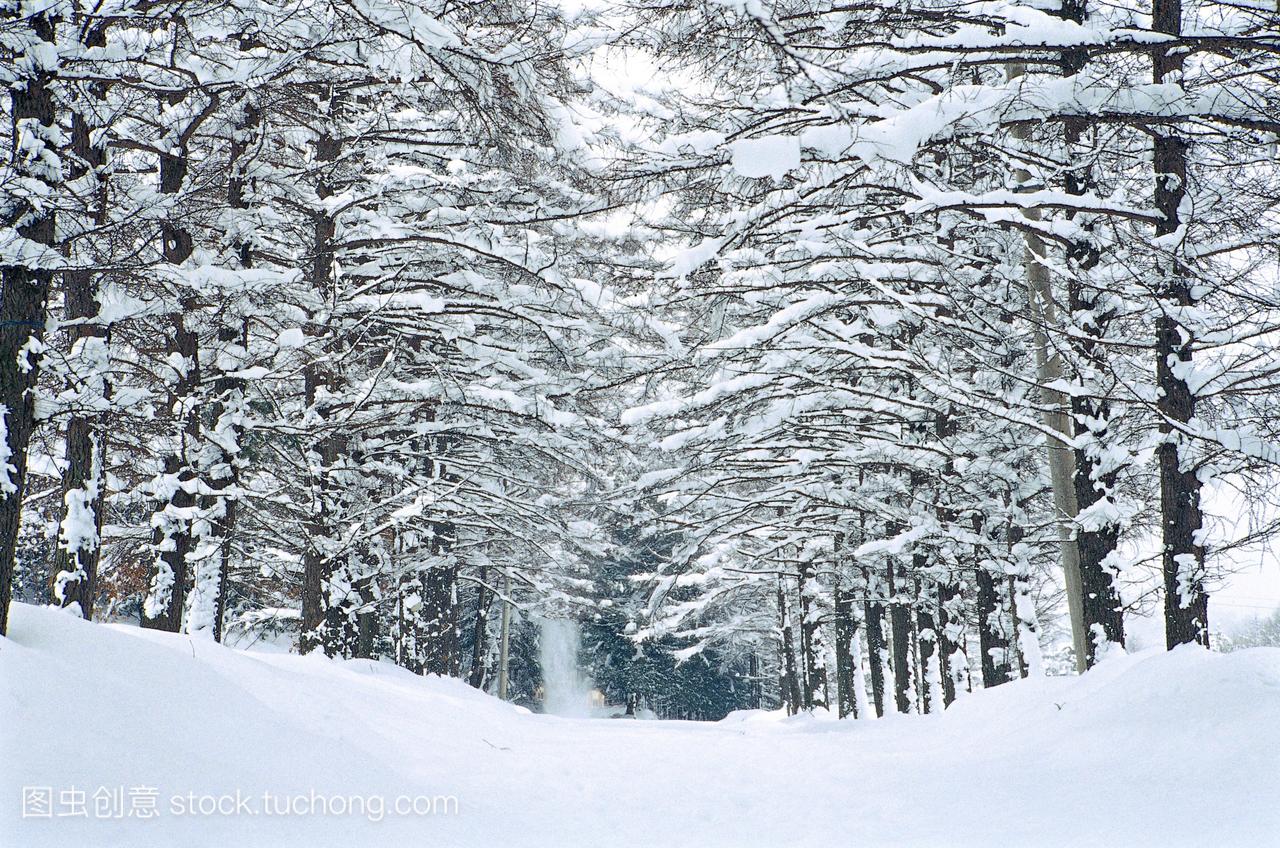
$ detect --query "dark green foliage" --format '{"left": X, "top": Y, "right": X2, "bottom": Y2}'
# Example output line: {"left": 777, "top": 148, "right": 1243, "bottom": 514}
{"left": 580, "top": 525, "right": 754, "bottom": 721}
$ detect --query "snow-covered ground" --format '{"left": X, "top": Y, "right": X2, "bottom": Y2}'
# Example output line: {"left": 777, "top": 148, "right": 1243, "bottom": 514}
{"left": 4, "top": 602, "right": 1278, "bottom": 848}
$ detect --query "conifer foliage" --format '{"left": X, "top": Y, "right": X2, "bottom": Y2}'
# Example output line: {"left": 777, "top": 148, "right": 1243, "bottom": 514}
{"left": 1, "top": 0, "right": 1278, "bottom": 712}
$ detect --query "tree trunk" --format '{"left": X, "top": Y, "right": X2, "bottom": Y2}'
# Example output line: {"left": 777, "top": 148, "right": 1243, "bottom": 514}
{"left": 1057, "top": 0, "right": 1128, "bottom": 665}
{"left": 798, "top": 559, "right": 827, "bottom": 709}
{"left": 352, "top": 573, "right": 378, "bottom": 659}
{"left": 887, "top": 561, "right": 913, "bottom": 714}
{"left": 468, "top": 566, "right": 491, "bottom": 688}
{"left": 191, "top": 98, "right": 261, "bottom": 642}
{"left": 999, "top": 496, "right": 1043, "bottom": 678}
{"left": 926, "top": 409, "right": 964, "bottom": 706}
{"left": 970, "top": 514, "right": 1010, "bottom": 687}
{"left": 0, "top": 11, "right": 57, "bottom": 636}
{"left": 52, "top": 412, "right": 107, "bottom": 619}
{"left": 1008, "top": 61, "right": 1090, "bottom": 672}
{"left": 1074, "top": 443, "right": 1127, "bottom": 662}
{"left": 418, "top": 416, "right": 461, "bottom": 675}
{"left": 421, "top": 560, "right": 460, "bottom": 676}
{"left": 299, "top": 349, "right": 337, "bottom": 652}
{"left": 140, "top": 113, "right": 199, "bottom": 633}
{"left": 936, "top": 579, "right": 965, "bottom": 705}
{"left": 497, "top": 571, "right": 513, "bottom": 699}
{"left": 915, "top": 575, "right": 944, "bottom": 713}
{"left": 300, "top": 89, "right": 343, "bottom": 655}
{"left": 833, "top": 587, "right": 859, "bottom": 719}
{"left": 777, "top": 579, "right": 802, "bottom": 715}
{"left": 748, "top": 651, "right": 762, "bottom": 710}
{"left": 975, "top": 566, "right": 1013, "bottom": 688}
{"left": 1152, "top": 0, "right": 1209, "bottom": 649}
{"left": 862, "top": 573, "right": 888, "bottom": 717}
{"left": 50, "top": 22, "right": 110, "bottom": 622}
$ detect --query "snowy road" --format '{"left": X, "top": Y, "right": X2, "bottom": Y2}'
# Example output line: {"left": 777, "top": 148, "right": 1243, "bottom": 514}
{"left": 4, "top": 603, "right": 1278, "bottom": 847}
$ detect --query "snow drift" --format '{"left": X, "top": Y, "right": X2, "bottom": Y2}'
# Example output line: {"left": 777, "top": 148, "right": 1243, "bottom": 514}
{"left": 3, "top": 602, "right": 1278, "bottom": 847}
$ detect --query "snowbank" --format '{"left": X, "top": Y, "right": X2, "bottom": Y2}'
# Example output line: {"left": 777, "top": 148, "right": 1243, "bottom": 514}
{"left": 3, "top": 602, "right": 1278, "bottom": 847}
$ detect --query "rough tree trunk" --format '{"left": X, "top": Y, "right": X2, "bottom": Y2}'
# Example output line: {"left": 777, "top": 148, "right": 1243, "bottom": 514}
{"left": 299, "top": 350, "right": 338, "bottom": 652}
{"left": 1057, "top": 0, "right": 1128, "bottom": 665}
{"left": 416, "top": 412, "right": 461, "bottom": 676}
{"left": 51, "top": 30, "right": 110, "bottom": 620}
{"left": 937, "top": 580, "right": 965, "bottom": 704}
{"left": 887, "top": 561, "right": 913, "bottom": 714}
{"left": 468, "top": 566, "right": 492, "bottom": 688}
{"left": 798, "top": 559, "right": 827, "bottom": 709}
{"left": 975, "top": 567, "right": 1013, "bottom": 688}
{"left": 1006, "top": 503, "right": 1045, "bottom": 676}
{"left": 300, "top": 89, "right": 343, "bottom": 655}
{"left": 970, "top": 514, "right": 1012, "bottom": 687}
{"left": 862, "top": 569, "right": 888, "bottom": 717}
{"left": 140, "top": 101, "right": 200, "bottom": 633}
{"left": 353, "top": 573, "right": 378, "bottom": 659}
{"left": 192, "top": 97, "right": 261, "bottom": 642}
{"left": 777, "top": 579, "right": 803, "bottom": 715}
{"left": 930, "top": 410, "right": 963, "bottom": 705}
{"left": 833, "top": 586, "right": 859, "bottom": 718}
{"left": 915, "top": 574, "right": 944, "bottom": 713}
{"left": 0, "top": 11, "right": 57, "bottom": 636}
{"left": 1151, "top": 0, "right": 1209, "bottom": 648}
{"left": 1009, "top": 62, "right": 1090, "bottom": 672}
{"left": 748, "top": 652, "right": 762, "bottom": 710}
{"left": 420, "top": 560, "right": 460, "bottom": 675}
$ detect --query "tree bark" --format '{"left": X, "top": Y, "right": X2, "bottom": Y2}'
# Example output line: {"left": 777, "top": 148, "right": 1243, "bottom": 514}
{"left": 862, "top": 569, "right": 888, "bottom": 717}
{"left": 468, "top": 566, "right": 492, "bottom": 688}
{"left": 140, "top": 101, "right": 199, "bottom": 633}
{"left": 497, "top": 571, "right": 513, "bottom": 699}
{"left": 1006, "top": 503, "right": 1045, "bottom": 676}
{"left": 915, "top": 605, "right": 938, "bottom": 712}
{"left": 915, "top": 574, "right": 944, "bottom": 713}
{"left": 1152, "top": 0, "right": 1209, "bottom": 649}
{"left": 417, "top": 416, "right": 461, "bottom": 676}
{"left": 798, "top": 559, "right": 827, "bottom": 709}
{"left": 1008, "top": 61, "right": 1090, "bottom": 672}
{"left": 420, "top": 560, "right": 460, "bottom": 675}
{"left": 975, "top": 566, "right": 1013, "bottom": 687}
{"left": 777, "top": 578, "right": 802, "bottom": 715}
{"left": 299, "top": 339, "right": 337, "bottom": 652}
{"left": 833, "top": 586, "right": 859, "bottom": 718}
{"left": 748, "top": 651, "right": 762, "bottom": 710}
{"left": 887, "top": 561, "right": 913, "bottom": 714}
{"left": 0, "top": 10, "right": 57, "bottom": 636}
{"left": 51, "top": 28, "right": 110, "bottom": 620}
{"left": 929, "top": 410, "right": 964, "bottom": 705}
{"left": 936, "top": 579, "right": 964, "bottom": 704}
{"left": 1057, "top": 0, "right": 1128, "bottom": 665}
{"left": 300, "top": 88, "right": 343, "bottom": 655}
{"left": 194, "top": 97, "right": 261, "bottom": 642}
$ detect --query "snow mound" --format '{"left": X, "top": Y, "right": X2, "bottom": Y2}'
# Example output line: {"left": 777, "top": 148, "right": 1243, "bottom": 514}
{"left": 4, "top": 603, "right": 1278, "bottom": 847}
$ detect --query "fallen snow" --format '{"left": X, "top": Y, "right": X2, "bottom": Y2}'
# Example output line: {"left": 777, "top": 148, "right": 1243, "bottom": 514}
{"left": 3, "top": 602, "right": 1278, "bottom": 847}
{"left": 729, "top": 135, "right": 800, "bottom": 180}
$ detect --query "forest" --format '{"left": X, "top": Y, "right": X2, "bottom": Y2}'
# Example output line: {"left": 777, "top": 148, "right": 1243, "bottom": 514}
{"left": 2, "top": 0, "right": 1280, "bottom": 844}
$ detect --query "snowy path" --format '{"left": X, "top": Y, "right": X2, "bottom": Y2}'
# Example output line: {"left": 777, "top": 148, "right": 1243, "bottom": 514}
{"left": 4, "top": 603, "right": 1279, "bottom": 848}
